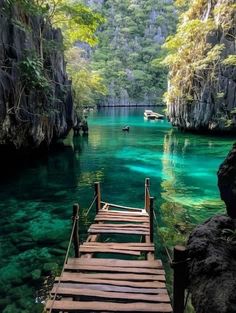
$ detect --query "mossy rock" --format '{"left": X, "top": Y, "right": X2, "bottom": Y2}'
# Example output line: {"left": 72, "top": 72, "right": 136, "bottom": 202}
{"left": 32, "top": 269, "right": 41, "bottom": 281}
{"left": 3, "top": 304, "right": 20, "bottom": 313}
{"left": 43, "top": 262, "right": 59, "bottom": 274}
{"left": 0, "top": 264, "right": 23, "bottom": 285}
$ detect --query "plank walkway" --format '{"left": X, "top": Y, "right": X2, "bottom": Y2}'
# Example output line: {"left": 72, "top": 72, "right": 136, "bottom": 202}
{"left": 46, "top": 180, "right": 173, "bottom": 313}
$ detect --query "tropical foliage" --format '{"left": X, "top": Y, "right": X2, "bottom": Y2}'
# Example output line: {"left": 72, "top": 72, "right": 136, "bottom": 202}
{"left": 162, "top": 0, "right": 236, "bottom": 105}
{"left": 66, "top": 47, "right": 107, "bottom": 109}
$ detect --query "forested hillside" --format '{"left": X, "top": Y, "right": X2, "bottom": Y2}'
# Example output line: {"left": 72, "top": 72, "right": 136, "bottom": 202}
{"left": 86, "top": 0, "right": 177, "bottom": 106}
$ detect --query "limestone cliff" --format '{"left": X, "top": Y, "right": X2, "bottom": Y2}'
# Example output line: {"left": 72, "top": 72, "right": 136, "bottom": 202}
{"left": 218, "top": 143, "right": 236, "bottom": 218}
{"left": 0, "top": 0, "right": 76, "bottom": 150}
{"left": 166, "top": 0, "right": 236, "bottom": 133}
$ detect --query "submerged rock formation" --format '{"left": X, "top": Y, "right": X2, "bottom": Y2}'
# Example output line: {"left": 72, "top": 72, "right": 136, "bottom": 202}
{"left": 187, "top": 215, "right": 236, "bottom": 313}
{"left": 218, "top": 143, "right": 236, "bottom": 218}
{"left": 166, "top": 0, "right": 236, "bottom": 133}
{"left": 0, "top": 1, "right": 76, "bottom": 150}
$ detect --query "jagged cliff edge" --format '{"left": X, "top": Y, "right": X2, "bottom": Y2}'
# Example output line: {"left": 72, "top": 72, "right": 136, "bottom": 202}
{"left": 0, "top": 1, "right": 77, "bottom": 150}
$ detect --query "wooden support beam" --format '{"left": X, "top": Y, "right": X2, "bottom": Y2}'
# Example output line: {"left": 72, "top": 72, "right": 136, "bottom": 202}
{"left": 149, "top": 197, "right": 154, "bottom": 243}
{"left": 145, "top": 178, "right": 150, "bottom": 212}
{"left": 73, "top": 203, "right": 80, "bottom": 258}
{"left": 94, "top": 182, "right": 101, "bottom": 213}
{"left": 172, "top": 245, "right": 187, "bottom": 313}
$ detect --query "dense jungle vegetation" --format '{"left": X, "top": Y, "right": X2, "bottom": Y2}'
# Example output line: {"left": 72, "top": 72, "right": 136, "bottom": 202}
{"left": 163, "top": 0, "right": 236, "bottom": 106}
{"left": 85, "top": 0, "right": 177, "bottom": 106}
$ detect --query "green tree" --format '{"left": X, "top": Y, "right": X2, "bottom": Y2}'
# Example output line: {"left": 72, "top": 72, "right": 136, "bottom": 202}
{"left": 66, "top": 47, "right": 107, "bottom": 109}
{"left": 162, "top": 0, "right": 236, "bottom": 106}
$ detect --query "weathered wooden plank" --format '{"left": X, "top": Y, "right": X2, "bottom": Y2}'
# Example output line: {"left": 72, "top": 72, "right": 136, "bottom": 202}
{"left": 64, "top": 263, "right": 165, "bottom": 275}
{"left": 89, "top": 225, "right": 149, "bottom": 230}
{"left": 66, "top": 258, "right": 163, "bottom": 269}
{"left": 51, "top": 286, "right": 170, "bottom": 302}
{"left": 81, "top": 243, "right": 154, "bottom": 248}
{"left": 79, "top": 247, "right": 141, "bottom": 256}
{"left": 101, "top": 202, "right": 144, "bottom": 212}
{"left": 82, "top": 241, "right": 154, "bottom": 249}
{"left": 88, "top": 228, "right": 149, "bottom": 235}
{"left": 89, "top": 223, "right": 150, "bottom": 228}
{"left": 46, "top": 300, "right": 173, "bottom": 312}
{"left": 95, "top": 216, "right": 149, "bottom": 222}
{"left": 59, "top": 272, "right": 165, "bottom": 282}
{"left": 79, "top": 246, "right": 155, "bottom": 252}
{"left": 84, "top": 242, "right": 154, "bottom": 247}
{"left": 80, "top": 243, "right": 154, "bottom": 251}
{"left": 55, "top": 275, "right": 166, "bottom": 288}
{"left": 97, "top": 211, "right": 148, "bottom": 216}
{"left": 53, "top": 283, "right": 168, "bottom": 294}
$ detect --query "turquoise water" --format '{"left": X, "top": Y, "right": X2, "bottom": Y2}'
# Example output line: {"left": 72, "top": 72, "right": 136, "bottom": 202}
{"left": 0, "top": 107, "right": 234, "bottom": 312}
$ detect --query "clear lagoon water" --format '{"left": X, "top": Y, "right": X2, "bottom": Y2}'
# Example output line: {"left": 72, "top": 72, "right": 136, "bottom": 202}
{"left": 0, "top": 107, "right": 234, "bottom": 312}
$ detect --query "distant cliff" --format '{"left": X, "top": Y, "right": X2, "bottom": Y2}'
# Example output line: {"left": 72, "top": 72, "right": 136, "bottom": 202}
{"left": 0, "top": 1, "right": 76, "bottom": 150}
{"left": 87, "top": 0, "right": 177, "bottom": 106}
{"left": 165, "top": 0, "right": 236, "bottom": 132}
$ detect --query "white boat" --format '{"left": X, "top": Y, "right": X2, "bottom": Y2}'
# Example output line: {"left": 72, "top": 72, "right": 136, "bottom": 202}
{"left": 144, "top": 110, "right": 164, "bottom": 120}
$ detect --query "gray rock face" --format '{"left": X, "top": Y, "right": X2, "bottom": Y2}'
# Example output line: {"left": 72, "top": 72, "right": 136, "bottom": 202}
{"left": 167, "top": 0, "right": 236, "bottom": 133}
{"left": 0, "top": 1, "right": 76, "bottom": 150}
{"left": 187, "top": 215, "right": 236, "bottom": 313}
{"left": 218, "top": 143, "right": 236, "bottom": 218}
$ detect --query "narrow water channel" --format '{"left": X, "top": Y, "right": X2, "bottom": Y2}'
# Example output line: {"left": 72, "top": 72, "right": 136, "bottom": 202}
{"left": 0, "top": 107, "right": 234, "bottom": 312}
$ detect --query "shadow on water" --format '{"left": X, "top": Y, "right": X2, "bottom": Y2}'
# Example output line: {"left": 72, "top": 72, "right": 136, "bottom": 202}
{"left": 0, "top": 135, "right": 90, "bottom": 313}
{"left": 0, "top": 135, "right": 89, "bottom": 183}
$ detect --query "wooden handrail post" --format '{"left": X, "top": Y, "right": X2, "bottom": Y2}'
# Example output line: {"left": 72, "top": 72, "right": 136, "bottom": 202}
{"left": 94, "top": 182, "right": 101, "bottom": 213}
{"left": 145, "top": 177, "right": 150, "bottom": 212}
{"left": 172, "top": 245, "right": 188, "bottom": 313}
{"left": 73, "top": 203, "right": 80, "bottom": 258}
{"left": 149, "top": 196, "right": 154, "bottom": 243}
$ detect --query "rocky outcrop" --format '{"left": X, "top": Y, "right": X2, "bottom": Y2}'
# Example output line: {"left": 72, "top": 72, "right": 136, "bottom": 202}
{"left": 167, "top": 0, "right": 236, "bottom": 133}
{"left": 218, "top": 143, "right": 236, "bottom": 218}
{"left": 187, "top": 215, "right": 236, "bottom": 313}
{"left": 186, "top": 144, "right": 236, "bottom": 312}
{"left": 0, "top": 1, "right": 76, "bottom": 150}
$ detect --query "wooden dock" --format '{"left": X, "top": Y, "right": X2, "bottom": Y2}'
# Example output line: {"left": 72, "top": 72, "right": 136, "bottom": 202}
{"left": 46, "top": 179, "right": 173, "bottom": 313}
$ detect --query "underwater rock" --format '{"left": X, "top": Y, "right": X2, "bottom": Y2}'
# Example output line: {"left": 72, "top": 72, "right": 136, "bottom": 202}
{"left": 32, "top": 269, "right": 41, "bottom": 281}
{"left": 187, "top": 215, "right": 236, "bottom": 313}
{"left": 218, "top": 143, "right": 236, "bottom": 218}
{"left": 42, "top": 262, "right": 59, "bottom": 274}
{"left": 0, "top": 262, "right": 25, "bottom": 285}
